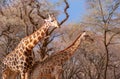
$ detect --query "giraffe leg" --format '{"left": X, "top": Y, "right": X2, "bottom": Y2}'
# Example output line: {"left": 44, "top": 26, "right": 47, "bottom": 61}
{"left": 25, "top": 69, "right": 32, "bottom": 79}
{"left": 2, "top": 67, "right": 10, "bottom": 79}
{"left": 54, "top": 72, "right": 62, "bottom": 79}
{"left": 2, "top": 67, "right": 19, "bottom": 79}
{"left": 54, "top": 66, "right": 63, "bottom": 79}
{"left": 20, "top": 72, "right": 25, "bottom": 79}
{"left": 10, "top": 72, "right": 19, "bottom": 79}
{"left": 25, "top": 72, "right": 29, "bottom": 79}
{"left": 2, "top": 71, "right": 8, "bottom": 79}
{"left": 55, "top": 75, "right": 59, "bottom": 79}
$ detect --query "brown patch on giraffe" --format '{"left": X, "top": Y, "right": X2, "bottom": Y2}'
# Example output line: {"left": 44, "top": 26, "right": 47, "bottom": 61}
{"left": 18, "top": 52, "right": 22, "bottom": 56}
{"left": 29, "top": 37, "right": 33, "bottom": 42}
{"left": 27, "top": 64, "right": 31, "bottom": 68}
{"left": 13, "top": 61, "right": 16, "bottom": 65}
{"left": 23, "top": 69, "right": 26, "bottom": 73}
{"left": 25, "top": 52, "right": 32, "bottom": 56}
{"left": 9, "top": 57, "right": 12, "bottom": 61}
{"left": 10, "top": 53, "right": 13, "bottom": 57}
{"left": 29, "top": 56, "right": 33, "bottom": 61}
{"left": 20, "top": 56, "right": 24, "bottom": 61}
{"left": 24, "top": 51, "right": 28, "bottom": 56}
{"left": 16, "top": 50, "right": 19, "bottom": 53}
{"left": 37, "top": 31, "right": 40, "bottom": 35}
{"left": 41, "top": 31, "right": 45, "bottom": 36}
{"left": 33, "top": 33, "right": 36, "bottom": 38}
{"left": 20, "top": 49, "right": 23, "bottom": 52}
{"left": 38, "top": 36, "right": 42, "bottom": 40}
{"left": 33, "top": 39, "right": 38, "bottom": 45}
{"left": 28, "top": 57, "right": 33, "bottom": 65}
{"left": 21, "top": 61, "right": 24, "bottom": 65}
{"left": 24, "top": 40, "right": 29, "bottom": 45}
{"left": 16, "top": 66, "right": 19, "bottom": 69}
{"left": 12, "top": 66, "right": 15, "bottom": 69}
{"left": 26, "top": 47, "right": 30, "bottom": 51}
{"left": 24, "top": 63, "right": 28, "bottom": 67}
{"left": 29, "top": 45, "right": 33, "bottom": 49}
{"left": 14, "top": 54, "right": 17, "bottom": 58}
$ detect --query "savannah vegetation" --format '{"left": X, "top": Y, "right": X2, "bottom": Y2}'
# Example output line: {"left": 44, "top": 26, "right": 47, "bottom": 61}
{"left": 0, "top": 0, "right": 120, "bottom": 79}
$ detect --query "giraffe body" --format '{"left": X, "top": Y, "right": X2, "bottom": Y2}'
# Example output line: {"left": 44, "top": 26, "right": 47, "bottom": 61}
{"left": 31, "top": 31, "right": 93, "bottom": 79}
{"left": 2, "top": 14, "right": 59, "bottom": 79}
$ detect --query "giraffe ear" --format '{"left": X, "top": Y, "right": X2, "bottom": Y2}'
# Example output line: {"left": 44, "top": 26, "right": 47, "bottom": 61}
{"left": 48, "top": 14, "right": 52, "bottom": 21}
{"left": 44, "top": 19, "right": 48, "bottom": 22}
{"left": 44, "top": 14, "right": 50, "bottom": 22}
{"left": 81, "top": 32, "right": 87, "bottom": 38}
{"left": 45, "top": 13, "right": 55, "bottom": 22}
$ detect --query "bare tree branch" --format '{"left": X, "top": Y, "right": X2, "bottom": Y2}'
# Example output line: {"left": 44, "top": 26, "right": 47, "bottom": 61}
{"left": 106, "top": 1, "right": 120, "bottom": 23}
{"left": 37, "top": 0, "right": 70, "bottom": 59}
{"left": 98, "top": 0, "right": 106, "bottom": 23}
{"left": 59, "top": 0, "right": 69, "bottom": 25}
{"left": 48, "top": 33, "right": 63, "bottom": 44}
{"left": 36, "top": 1, "right": 46, "bottom": 19}
{"left": 98, "top": 1, "right": 120, "bottom": 79}
{"left": 49, "top": 0, "right": 69, "bottom": 35}
{"left": 0, "top": 25, "right": 13, "bottom": 38}
{"left": 107, "top": 32, "right": 120, "bottom": 46}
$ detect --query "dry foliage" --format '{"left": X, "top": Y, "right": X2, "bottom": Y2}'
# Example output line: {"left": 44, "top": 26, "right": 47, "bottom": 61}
{"left": 0, "top": 0, "right": 120, "bottom": 79}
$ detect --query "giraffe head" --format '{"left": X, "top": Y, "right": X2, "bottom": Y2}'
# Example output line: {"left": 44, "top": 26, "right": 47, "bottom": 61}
{"left": 81, "top": 31, "right": 94, "bottom": 42}
{"left": 45, "top": 14, "right": 59, "bottom": 28}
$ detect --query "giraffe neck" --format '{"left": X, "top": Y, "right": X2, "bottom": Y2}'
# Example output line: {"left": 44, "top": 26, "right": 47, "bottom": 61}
{"left": 24, "top": 23, "right": 49, "bottom": 50}
{"left": 59, "top": 34, "right": 83, "bottom": 60}
{"left": 39, "top": 34, "right": 84, "bottom": 69}
{"left": 45, "top": 34, "right": 83, "bottom": 66}
{"left": 66, "top": 34, "right": 82, "bottom": 55}
{"left": 31, "top": 34, "right": 84, "bottom": 72}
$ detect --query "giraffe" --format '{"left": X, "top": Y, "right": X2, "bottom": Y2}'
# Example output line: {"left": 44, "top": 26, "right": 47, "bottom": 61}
{"left": 31, "top": 31, "right": 93, "bottom": 79}
{"left": 1, "top": 14, "right": 59, "bottom": 79}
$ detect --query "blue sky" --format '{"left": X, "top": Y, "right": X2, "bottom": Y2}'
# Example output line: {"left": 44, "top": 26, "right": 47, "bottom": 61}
{"left": 58, "top": 0, "right": 86, "bottom": 23}
{"left": 7, "top": 0, "right": 86, "bottom": 24}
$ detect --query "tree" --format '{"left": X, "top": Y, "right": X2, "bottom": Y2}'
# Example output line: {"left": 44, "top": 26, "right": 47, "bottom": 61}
{"left": 81, "top": 0, "right": 120, "bottom": 79}
{"left": 0, "top": 0, "right": 69, "bottom": 78}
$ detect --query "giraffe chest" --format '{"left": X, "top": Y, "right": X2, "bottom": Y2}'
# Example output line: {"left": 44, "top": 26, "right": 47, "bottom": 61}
{"left": 3, "top": 49, "right": 34, "bottom": 72}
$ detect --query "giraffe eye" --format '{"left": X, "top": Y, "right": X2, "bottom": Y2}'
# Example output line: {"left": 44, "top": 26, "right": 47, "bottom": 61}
{"left": 85, "top": 35, "right": 89, "bottom": 37}
{"left": 51, "top": 20, "right": 54, "bottom": 22}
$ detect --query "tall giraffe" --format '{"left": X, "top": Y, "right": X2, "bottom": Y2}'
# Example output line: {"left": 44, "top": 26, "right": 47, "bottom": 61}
{"left": 31, "top": 31, "right": 93, "bottom": 79}
{"left": 1, "top": 14, "right": 59, "bottom": 79}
